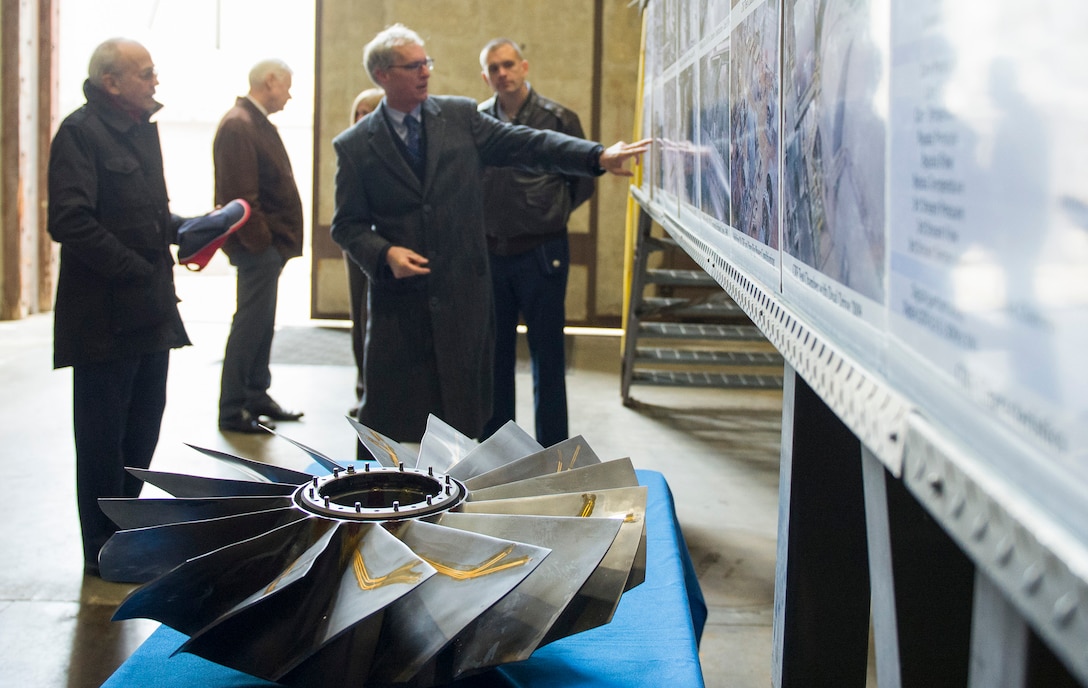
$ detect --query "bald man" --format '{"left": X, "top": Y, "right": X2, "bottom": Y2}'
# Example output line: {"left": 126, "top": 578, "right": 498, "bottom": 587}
{"left": 213, "top": 59, "right": 305, "bottom": 434}
{"left": 48, "top": 38, "right": 191, "bottom": 576}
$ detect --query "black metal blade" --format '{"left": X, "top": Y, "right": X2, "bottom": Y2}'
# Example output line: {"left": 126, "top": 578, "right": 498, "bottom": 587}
{"left": 183, "top": 443, "right": 316, "bottom": 484}
{"left": 99, "top": 507, "right": 308, "bottom": 583}
{"left": 180, "top": 521, "right": 436, "bottom": 683}
{"left": 626, "top": 525, "right": 648, "bottom": 591}
{"left": 99, "top": 495, "right": 292, "bottom": 529}
{"left": 126, "top": 467, "right": 299, "bottom": 498}
{"left": 467, "top": 457, "right": 638, "bottom": 502}
{"left": 277, "top": 621, "right": 384, "bottom": 688}
{"left": 263, "top": 432, "right": 346, "bottom": 474}
{"left": 112, "top": 516, "right": 332, "bottom": 634}
{"left": 462, "top": 435, "right": 601, "bottom": 490}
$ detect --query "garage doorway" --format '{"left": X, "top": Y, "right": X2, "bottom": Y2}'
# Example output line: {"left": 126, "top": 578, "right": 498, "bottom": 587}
{"left": 57, "top": 0, "right": 316, "bottom": 323}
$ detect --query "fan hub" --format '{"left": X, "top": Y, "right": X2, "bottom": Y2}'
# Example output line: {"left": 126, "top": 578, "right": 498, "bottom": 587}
{"left": 294, "top": 464, "right": 467, "bottom": 521}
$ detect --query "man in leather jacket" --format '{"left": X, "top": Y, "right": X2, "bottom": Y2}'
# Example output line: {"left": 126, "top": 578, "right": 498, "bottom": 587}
{"left": 47, "top": 38, "right": 190, "bottom": 576}
{"left": 213, "top": 60, "right": 305, "bottom": 434}
{"left": 477, "top": 38, "right": 596, "bottom": 447}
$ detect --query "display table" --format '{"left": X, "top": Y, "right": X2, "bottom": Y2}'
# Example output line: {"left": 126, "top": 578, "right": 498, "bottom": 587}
{"left": 103, "top": 469, "right": 707, "bottom": 688}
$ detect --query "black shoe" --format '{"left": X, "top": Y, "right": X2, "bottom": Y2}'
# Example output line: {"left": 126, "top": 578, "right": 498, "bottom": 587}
{"left": 247, "top": 399, "right": 304, "bottom": 422}
{"left": 219, "top": 410, "right": 275, "bottom": 434}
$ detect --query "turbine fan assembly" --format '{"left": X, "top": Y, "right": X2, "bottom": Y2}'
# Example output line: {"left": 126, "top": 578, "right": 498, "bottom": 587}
{"left": 98, "top": 415, "right": 647, "bottom": 687}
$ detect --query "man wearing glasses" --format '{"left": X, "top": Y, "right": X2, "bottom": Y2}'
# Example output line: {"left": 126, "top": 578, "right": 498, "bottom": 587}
{"left": 47, "top": 38, "right": 190, "bottom": 577}
{"left": 331, "top": 24, "right": 649, "bottom": 446}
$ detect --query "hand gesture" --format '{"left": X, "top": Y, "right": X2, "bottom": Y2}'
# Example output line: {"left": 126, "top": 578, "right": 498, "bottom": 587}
{"left": 598, "top": 138, "right": 652, "bottom": 177}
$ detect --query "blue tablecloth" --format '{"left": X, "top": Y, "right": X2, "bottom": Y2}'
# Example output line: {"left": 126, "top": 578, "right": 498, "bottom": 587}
{"left": 104, "top": 469, "right": 706, "bottom": 688}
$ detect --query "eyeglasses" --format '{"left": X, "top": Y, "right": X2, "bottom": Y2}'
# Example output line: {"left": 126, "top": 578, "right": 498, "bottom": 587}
{"left": 388, "top": 57, "right": 434, "bottom": 73}
{"left": 112, "top": 67, "right": 157, "bottom": 82}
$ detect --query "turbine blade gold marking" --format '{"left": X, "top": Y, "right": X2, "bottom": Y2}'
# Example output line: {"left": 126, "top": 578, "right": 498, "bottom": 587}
{"left": 554, "top": 445, "right": 582, "bottom": 473}
{"left": 353, "top": 549, "right": 424, "bottom": 590}
{"left": 579, "top": 493, "right": 597, "bottom": 518}
{"left": 265, "top": 559, "right": 299, "bottom": 593}
{"left": 419, "top": 544, "right": 530, "bottom": 580}
{"left": 366, "top": 430, "right": 400, "bottom": 467}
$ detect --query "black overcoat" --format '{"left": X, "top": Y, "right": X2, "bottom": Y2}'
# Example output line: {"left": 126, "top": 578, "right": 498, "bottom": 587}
{"left": 47, "top": 81, "right": 189, "bottom": 369}
{"left": 330, "top": 96, "right": 600, "bottom": 441}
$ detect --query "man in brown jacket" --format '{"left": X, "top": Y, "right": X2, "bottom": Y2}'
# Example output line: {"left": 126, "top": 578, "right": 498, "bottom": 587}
{"left": 214, "top": 59, "right": 305, "bottom": 433}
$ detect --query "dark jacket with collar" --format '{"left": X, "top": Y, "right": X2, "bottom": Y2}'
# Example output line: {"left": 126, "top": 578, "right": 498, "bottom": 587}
{"left": 330, "top": 95, "right": 602, "bottom": 440}
{"left": 212, "top": 97, "right": 304, "bottom": 260}
{"left": 47, "top": 80, "right": 190, "bottom": 369}
{"left": 478, "top": 89, "right": 596, "bottom": 256}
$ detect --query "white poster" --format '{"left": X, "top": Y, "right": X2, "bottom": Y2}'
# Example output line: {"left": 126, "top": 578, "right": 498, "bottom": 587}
{"left": 730, "top": 0, "right": 781, "bottom": 256}
{"left": 781, "top": 0, "right": 888, "bottom": 330}
{"left": 889, "top": 0, "right": 1088, "bottom": 464}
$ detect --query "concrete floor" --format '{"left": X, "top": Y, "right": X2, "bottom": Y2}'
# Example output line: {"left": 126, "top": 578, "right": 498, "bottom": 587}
{"left": 0, "top": 259, "right": 783, "bottom": 687}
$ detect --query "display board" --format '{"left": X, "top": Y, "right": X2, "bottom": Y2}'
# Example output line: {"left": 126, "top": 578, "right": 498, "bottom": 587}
{"left": 637, "top": 0, "right": 1088, "bottom": 677}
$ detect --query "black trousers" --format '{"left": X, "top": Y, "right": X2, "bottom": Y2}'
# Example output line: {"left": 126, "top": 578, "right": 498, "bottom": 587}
{"left": 219, "top": 246, "right": 285, "bottom": 422}
{"left": 482, "top": 236, "right": 570, "bottom": 447}
{"left": 73, "top": 350, "right": 169, "bottom": 570}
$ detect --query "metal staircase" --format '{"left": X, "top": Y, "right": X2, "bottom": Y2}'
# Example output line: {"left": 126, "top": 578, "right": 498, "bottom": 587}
{"left": 621, "top": 209, "right": 784, "bottom": 406}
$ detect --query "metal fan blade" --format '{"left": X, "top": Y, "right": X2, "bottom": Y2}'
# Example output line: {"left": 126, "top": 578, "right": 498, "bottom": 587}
{"left": 431, "top": 512, "right": 623, "bottom": 675}
{"left": 98, "top": 417, "right": 646, "bottom": 687}
{"left": 626, "top": 523, "right": 648, "bottom": 591}
{"left": 347, "top": 416, "right": 418, "bottom": 467}
{"left": 174, "top": 523, "right": 346, "bottom": 681}
{"left": 112, "top": 516, "right": 333, "bottom": 634}
{"left": 263, "top": 431, "right": 346, "bottom": 474}
{"left": 462, "top": 435, "right": 601, "bottom": 490}
{"left": 183, "top": 443, "right": 315, "bottom": 484}
{"left": 180, "top": 522, "right": 435, "bottom": 683}
{"left": 416, "top": 414, "right": 478, "bottom": 473}
{"left": 99, "top": 495, "right": 292, "bottom": 529}
{"left": 99, "top": 507, "right": 308, "bottom": 583}
{"left": 367, "top": 519, "right": 551, "bottom": 685}
{"left": 441, "top": 421, "right": 544, "bottom": 481}
{"left": 277, "top": 622, "right": 383, "bottom": 688}
{"left": 467, "top": 457, "right": 638, "bottom": 502}
{"left": 462, "top": 487, "right": 648, "bottom": 636}
{"left": 126, "top": 467, "right": 299, "bottom": 498}
{"left": 302, "top": 524, "right": 436, "bottom": 662}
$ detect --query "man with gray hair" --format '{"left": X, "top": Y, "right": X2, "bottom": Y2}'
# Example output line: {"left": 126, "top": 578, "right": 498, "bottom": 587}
{"left": 214, "top": 59, "right": 305, "bottom": 433}
{"left": 331, "top": 24, "right": 649, "bottom": 444}
{"left": 48, "top": 38, "right": 190, "bottom": 576}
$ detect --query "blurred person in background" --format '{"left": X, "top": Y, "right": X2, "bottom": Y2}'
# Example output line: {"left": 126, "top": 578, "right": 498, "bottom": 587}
{"left": 213, "top": 59, "right": 305, "bottom": 434}
{"left": 345, "top": 87, "right": 384, "bottom": 416}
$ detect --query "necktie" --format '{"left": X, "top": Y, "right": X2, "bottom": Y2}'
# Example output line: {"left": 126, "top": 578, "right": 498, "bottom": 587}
{"left": 404, "top": 115, "right": 422, "bottom": 164}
